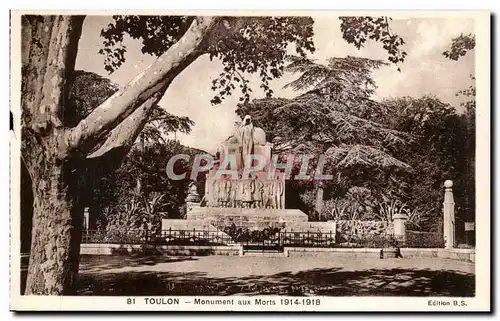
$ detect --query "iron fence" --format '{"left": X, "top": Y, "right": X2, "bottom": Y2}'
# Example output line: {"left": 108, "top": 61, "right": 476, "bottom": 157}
{"left": 82, "top": 228, "right": 233, "bottom": 246}
{"left": 280, "top": 231, "right": 336, "bottom": 247}
{"left": 158, "top": 228, "right": 233, "bottom": 246}
{"left": 81, "top": 228, "right": 445, "bottom": 248}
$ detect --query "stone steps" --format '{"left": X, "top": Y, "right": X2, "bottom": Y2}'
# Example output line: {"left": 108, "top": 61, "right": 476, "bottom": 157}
{"left": 242, "top": 251, "right": 287, "bottom": 257}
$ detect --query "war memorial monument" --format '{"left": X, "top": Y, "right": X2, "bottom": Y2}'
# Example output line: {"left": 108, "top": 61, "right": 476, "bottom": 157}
{"left": 162, "top": 115, "right": 336, "bottom": 235}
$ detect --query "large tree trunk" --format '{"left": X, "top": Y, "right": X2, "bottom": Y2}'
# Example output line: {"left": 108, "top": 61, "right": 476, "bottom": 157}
{"left": 24, "top": 151, "right": 83, "bottom": 295}
{"left": 21, "top": 15, "right": 85, "bottom": 295}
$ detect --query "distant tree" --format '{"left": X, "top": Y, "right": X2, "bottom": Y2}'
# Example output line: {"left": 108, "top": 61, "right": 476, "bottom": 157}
{"left": 375, "top": 95, "right": 474, "bottom": 233}
{"left": 236, "top": 56, "right": 412, "bottom": 218}
{"left": 95, "top": 139, "right": 208, "bottom": 232}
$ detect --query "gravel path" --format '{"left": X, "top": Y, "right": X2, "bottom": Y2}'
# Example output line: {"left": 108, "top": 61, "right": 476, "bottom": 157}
{"left": 77, "top": 254, "right": 475, "bottom": 296}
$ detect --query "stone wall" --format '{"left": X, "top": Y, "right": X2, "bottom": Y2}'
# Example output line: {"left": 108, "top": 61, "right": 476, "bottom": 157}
{"left": 284, "top": 247, "right": 475, "bottom": 262}
{"left": 336, "top": 220, "right": 393, "bottom": 242}
{"left": 81, "top": 243, "right": 241, "bottom": 256}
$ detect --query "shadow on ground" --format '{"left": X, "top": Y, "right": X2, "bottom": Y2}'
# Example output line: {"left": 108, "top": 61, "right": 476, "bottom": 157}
{"left": 79, "top": 255, "right": 198, "bottom": 273}
{"left": 20, "top": 254, "right": 198, "bottom": 294}
{"left": 77, "top": 260, "right": 475, "bottom": 297}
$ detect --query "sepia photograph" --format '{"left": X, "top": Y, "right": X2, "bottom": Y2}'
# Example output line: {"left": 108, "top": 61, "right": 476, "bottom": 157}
{"left": 9, "top": 10, "right": 490, "bottom": 311}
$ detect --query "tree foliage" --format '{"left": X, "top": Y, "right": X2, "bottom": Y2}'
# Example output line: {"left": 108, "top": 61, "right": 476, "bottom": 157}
{"left": 64, "top": 71, "right": 201, "bottom": 228}
{"left": 100, "top": 15, "right": 315, "bottom": 104}
{"left": 442, "top": 33, "right": 475, "bottom": 61}
{"left": 99, "top": 15, "right": 406, "bottom": 105}
{"left": 236, "top": 56, "right": 411, "bottom": 165}
{"left": 375, "top": 96, "right": 475, "bottom": 233}
{"left": 61, "top": 15, "right": 411, "bottom": 233}
{"left": 339, "top": 16, "right": 407, "bottom": 69}
{"left": 93, "top": 139, "right": 207, "bottom": 232}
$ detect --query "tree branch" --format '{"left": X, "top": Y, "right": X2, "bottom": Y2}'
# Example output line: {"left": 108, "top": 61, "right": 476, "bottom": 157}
{"left": 86, "top": 92, "right": 160, "bottom": 159}
{"left": 21, "top": 15, "right": 84, "bottom": 132}
{"left": 70, "top": 16, "right": 219, "bottom": 152}
{"left": 41, "top": 16, "right": 85, "bottom": 128}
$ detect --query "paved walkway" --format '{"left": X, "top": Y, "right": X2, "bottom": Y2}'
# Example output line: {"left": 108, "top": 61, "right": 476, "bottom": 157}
{"left": 77, "top": 254, "right": 474, "bottom": 296}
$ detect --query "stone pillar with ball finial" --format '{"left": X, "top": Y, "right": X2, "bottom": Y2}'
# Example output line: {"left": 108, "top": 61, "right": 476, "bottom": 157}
{"left": 393, "top": 212, "right": 408, "bottom": 244}
{"left": 443, "top": 180, "right": 455, "bottom": 248}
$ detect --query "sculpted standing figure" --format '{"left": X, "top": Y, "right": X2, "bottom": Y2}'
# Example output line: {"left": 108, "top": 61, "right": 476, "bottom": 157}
{"left": 238, "top": 115, "right": 255, "bottom": 170}
{"left": 219, "top": 180, "right": 226, "bottom": 207}
{"left": 213, "top": 179, "right": 221, "bottom": 207}
{"left": 231, "top": 179, "right": 240, "bottom": 208}
{"left": 274, "top": 179, "right": 284, "bottom": 209}
{"left": 201, "top": 179, "right": 210, "bottom": 207}
{"left": 224, "top": 180, "right": 232, "bottom": 208}
{"left": 241, "top": 179, "right": 255, "bottom": 208}
{"left": 268, "top": 180, "right": 276, "bottom": 209}
{"left": 253, "top": 178, "right": 265, "bottom": 208}
{"left": 261, "top": 181, "right": 271, "bottom": 209}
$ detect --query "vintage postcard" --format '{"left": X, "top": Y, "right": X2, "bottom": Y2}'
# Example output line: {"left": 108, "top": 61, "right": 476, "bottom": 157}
{"left": 10, "top": 10, "right": 490, "bottom": 312}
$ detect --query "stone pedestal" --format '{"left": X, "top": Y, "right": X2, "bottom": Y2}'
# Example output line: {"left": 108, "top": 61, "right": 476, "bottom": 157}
{"left": 286, "top": 220, "right": 336, "bottom": 234}
{"left": 187, "top": 207, "right": 308, "bottom": 230}
{"left": 186, "top": 201, "right": 200, "bottom": 214}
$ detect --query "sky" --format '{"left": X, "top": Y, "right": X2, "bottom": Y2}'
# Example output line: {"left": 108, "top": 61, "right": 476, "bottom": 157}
{"left": 75, "top": 16, "right": 475, "bottom": 153}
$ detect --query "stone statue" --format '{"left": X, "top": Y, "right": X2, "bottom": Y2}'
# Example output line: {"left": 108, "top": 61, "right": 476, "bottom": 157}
{"left": 231, "top": 179, "right": 241, "bottom": 208}
{"left": 202, "top": 177, "right": 284, "bottom": 209}
{"left": 199, "top": 120, "right": 289, "bottom": 210}
{"left": 213, "top": 179, "right": 221, "bottom": 207}
{"left": 220, "top": 180, "right": 232, "bottom": 208}
{"left": 274, "top": 179, "right": 284, "bottom": 209}
{"left": 262, "top": 181, "right": 271, "bottom": 209}
{"left": 238, "top": 115, "right": 255, "bottom": 170}
{"left": 241, "top": 178, "right": 255, "bottom": 208}
{"left": 253, "top": 178, "right": 265, "bottom": 208}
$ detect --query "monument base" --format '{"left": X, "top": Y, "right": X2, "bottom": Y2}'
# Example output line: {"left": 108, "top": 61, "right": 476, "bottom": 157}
{"left": 186, "top": 207, "right": 308, "bottom": 230}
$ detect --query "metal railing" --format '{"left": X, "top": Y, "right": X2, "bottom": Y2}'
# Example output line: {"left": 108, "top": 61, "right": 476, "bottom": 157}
{"left": 82, "top": 228, "right": 233, "bottom": 246}
{"left": 81, "top": 228, "right": 445, "bottom": 248}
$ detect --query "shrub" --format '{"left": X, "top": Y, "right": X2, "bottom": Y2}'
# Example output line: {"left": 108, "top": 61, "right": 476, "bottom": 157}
{"left": 222, "top": 224, "right": 282, "bottom": 243}
{"left": 405, "top": 230, "right": 445, "bottom": 248}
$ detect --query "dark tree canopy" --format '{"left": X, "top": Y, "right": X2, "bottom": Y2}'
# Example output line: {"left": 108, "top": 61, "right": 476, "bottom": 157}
{"left": 237, "top": 56, "right": 411, "bottom": 156}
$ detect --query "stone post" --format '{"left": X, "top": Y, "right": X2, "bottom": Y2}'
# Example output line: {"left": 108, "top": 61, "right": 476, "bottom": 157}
{"left": 443, "top": 180, "right": 455, "bottom": 249}
{"left": 315, "top": 184, "right": 324, "bottom": 220}
{"left": 393, "top": 213, "right": 408, "bottom": 244}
